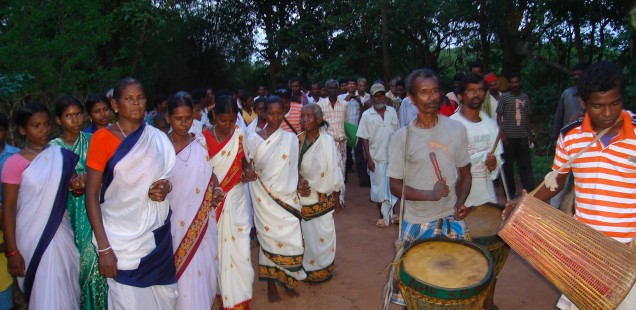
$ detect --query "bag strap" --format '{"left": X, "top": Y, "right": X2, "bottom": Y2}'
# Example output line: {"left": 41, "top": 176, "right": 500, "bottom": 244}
{"left": 283, "top": 116, "right": 298, "bottom": 135}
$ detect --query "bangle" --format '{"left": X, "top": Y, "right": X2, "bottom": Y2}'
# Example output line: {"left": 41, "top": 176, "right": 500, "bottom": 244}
{"left": 98, "top": 248, "right": 113, "bottom": 256}
{"left": 6, "top": 249, "right": 19, "bottom": 257}
{"left": 97, "top": 246, "right": 112, "bottom": 255}
{"left": 166, "top": 181, "right": 173, "bottom": 193}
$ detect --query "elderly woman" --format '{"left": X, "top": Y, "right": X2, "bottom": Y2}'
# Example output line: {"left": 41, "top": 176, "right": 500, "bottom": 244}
{"left": 85, "top": 78, "right": 177, "bottom": 309}
{"left": 297, "top": 104, "right": 343, "bottom": 282}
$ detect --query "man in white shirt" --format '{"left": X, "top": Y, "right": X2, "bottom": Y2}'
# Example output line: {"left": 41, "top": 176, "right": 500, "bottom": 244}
{"left": 357, "top": 83, "right": 400, "bottom": 227}
{"left": 307, "top": 82, "right": 322, "bottom": 104}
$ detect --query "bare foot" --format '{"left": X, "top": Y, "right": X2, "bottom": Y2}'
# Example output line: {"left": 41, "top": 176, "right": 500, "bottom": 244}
{"left": 285, "top": 288, "right": 301, "bottom": 298}
{"left": 267, "top": 281, "right": 282, "bottom": 303}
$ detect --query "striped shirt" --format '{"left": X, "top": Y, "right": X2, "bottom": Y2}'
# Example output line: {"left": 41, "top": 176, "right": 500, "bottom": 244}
{"left": 317, "top": 97, "right": 348, "bottom": 142}
{"left": 496, "top": 92, "right": 531, "bottom": 138}
{"left": 280, "top": 102, "right": 302, "bottom": 134}
{"left": 553, "top": 110, "right": 636, "bottom": 244}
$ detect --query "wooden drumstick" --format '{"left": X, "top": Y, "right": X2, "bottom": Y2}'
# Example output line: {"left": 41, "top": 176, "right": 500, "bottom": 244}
{"left": 489, "top": 131, "right": 502, "bottom": 155}
{"left": 429, "top": 152, "right": 444, "bottom": 182}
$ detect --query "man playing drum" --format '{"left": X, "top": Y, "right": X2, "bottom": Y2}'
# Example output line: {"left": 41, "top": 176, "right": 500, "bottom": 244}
{"left": 450, "top": 73, "right": 504, "bottom": 310}
{"left": 507, "top": 61, "right": 636, "bottom": 310}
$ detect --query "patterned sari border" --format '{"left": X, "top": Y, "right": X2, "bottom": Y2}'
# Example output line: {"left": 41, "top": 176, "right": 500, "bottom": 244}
{"left": 258, "top": 265, "right": 299, "bottom": 290}
{"left": 301, "top": 192, "right": 335, "bottom": 220}
{"left": 261, "top": 248, "right": 303, "bottom": 271}
{"left": 305, "top": 262, "right": 335, "bottom": 283}
{"left": 260, "top": 180, "right": 302, "bottom": 220}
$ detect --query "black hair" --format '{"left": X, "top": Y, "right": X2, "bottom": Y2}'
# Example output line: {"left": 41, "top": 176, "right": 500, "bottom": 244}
{"left": 272, "top": 87, "right": 291, "bottom": 100}
{"left": 573, "top": 62, "right": 590, "bottom": 72}
{"left": 264, "top": 96, "right": 284, "bottom": 112}
{"left": 576, "top": 61, "right": 625, "bottom": 102}
{"left": 191, "top": 88, "right": 207, "bottom": 104}
{"left": 507, "top": 72, "right": 521, "bottom": 80}
{"left": 113, "top": 77, "right": 142, "bottom": 101}
{"left": 215, "top": 89, "right": 233, "bottom": 98}
{"left": 405, "top": 68, "right": 439, "bottom": 96}
{"left": 15, "top": 102, "right": 49, "bottom": 129}
{"left": 0, "top": 112, "right": 9, "bottom": 130}
{"left": 153, "top": 112, "right": 167, "bottom": 126}
{"left": 85, "top": 93, "right": 110, "bottom": 114}
{"left": 289, "top": 77, "right": 302, "bottom": 84}
{"left": 468, "top": 62, "right": 483, "bottom": 72}
{"left": 213, "top": 95, "right": 240, "bottom": 117}
{"left": 151, "top": 93, "right": 168, "bottom": 111}
{"left": 338, "top": 78, "right": 347, "bottom": 85}
{"left": 457, "top": 73, "right": 486, "bottom": 94}
{"left": 167, "top": 93, "right": 193, "bottom": 115}
{"left": 395, "top": 80, "right": 405, "bottom": 88}
{"left": 54, "top": 95, "right": 84, "bottom": 118}
{"left": 239, "top": 91, "right": 253, "bottom": 103}
{"left": 254, "top": 97, "right": 266, "bottom": 108}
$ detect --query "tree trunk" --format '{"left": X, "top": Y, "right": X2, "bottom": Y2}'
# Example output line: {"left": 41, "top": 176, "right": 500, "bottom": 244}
{"left": 570, "top": 6, "right": 585, "bottom": 63}
{"left": 381, "top": 2, "right": 391, "bottom": 81}
{"left": 478, "top": 0, "right": 491, "bottom": 71}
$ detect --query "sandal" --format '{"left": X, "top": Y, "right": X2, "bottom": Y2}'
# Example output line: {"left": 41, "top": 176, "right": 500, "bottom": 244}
{"left": 391, "top": 215, "right": 400, "bottom": 224}
{"left": 376, "top": 218, "right": 388, "bottom": 228}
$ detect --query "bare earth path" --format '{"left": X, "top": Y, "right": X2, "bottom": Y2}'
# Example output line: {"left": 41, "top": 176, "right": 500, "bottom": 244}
{"left": 249, "top": 173, "right": 561, "bottom": 309}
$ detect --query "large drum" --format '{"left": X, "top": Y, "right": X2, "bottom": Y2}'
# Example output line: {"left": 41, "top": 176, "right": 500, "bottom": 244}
{"left": 464, "top": 203, "right": 510, "bottom": 276}
{"left": 397, "top": 238, "right": 493, "bottom": 310}
{"left": 499, "top": 194, "right": 636, "bottom": 309}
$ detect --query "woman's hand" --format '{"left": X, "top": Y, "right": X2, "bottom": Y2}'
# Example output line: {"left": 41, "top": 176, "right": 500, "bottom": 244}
{"left": 211, "top": 187, "right": 225, "bottom": 206}
{"left": 240, "top": 166, "right": 258, "bottom": 183}
{"left": 148, "top": 179, "right": 171, "bottom": 201}
{"left": 70, "top": 173, "right": 87, "bottom": 195}
{"left": 297, "top": 177, "right": 311, "bottom": 197}
{"left": 7, "top": 252, "right": 25, "bottom": 277}
{"left": 98, "top": 252, "right": 118, "bottom": 278}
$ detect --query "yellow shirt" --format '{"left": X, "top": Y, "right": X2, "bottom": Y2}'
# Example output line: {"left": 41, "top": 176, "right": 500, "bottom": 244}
{"left": 0, "top": 231, "right": 13, "bottom": 291}
{"left": 242, "top": 109, "right": 257, "bottom": 126}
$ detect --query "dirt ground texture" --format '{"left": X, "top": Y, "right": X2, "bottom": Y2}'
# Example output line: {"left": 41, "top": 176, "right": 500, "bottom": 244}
{"left": 249, "top": 173, "right": 561, "bottom": 309}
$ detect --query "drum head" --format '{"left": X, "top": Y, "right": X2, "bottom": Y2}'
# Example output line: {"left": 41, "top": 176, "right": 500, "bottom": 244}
{"left": 464, "top": 203, "right": 503, "bottom": 238}
{"left": 403, "top": 239, "right": 491, "bottom": 289}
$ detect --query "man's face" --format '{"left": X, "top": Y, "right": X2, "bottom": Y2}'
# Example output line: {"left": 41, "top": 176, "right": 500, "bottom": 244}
{"left": 584, "top": 87, "right": 623, "bottom": 132}
{"left": 488, "top": 80, "right": 499, "bottom": 93}
{"left": 509, "top": 77, "right": 522, "bottom": 93}
{"left": 347, "top": 81, "right": 356, "bottom": 93}
{"left": 326, "top": 83, "right": 339, "bottom": 98}
{"left": 372, "top": 92, "right": 387, "bottom": 106}
{"left": 389, "top": 80, "right": 397, "bottom": 93}
{"left": 357, "top": 81, "right": 367, "bottom": 94}
{"left": 461, "top": 82, "right": 486, "bottom": 110}
{"left": 258, "top": 86, "right": 266, "bottom": 97}
{"left": 311, "top": 84, "right": 320, "bottom": 98}
{"left": 339, "top": 83, "right": 347, "bottom": 94}
{"left": 572, "top": 70, "right": 584, "bottom": 83}
{"left": 410, "top": 77, "right": 442, "bottom": 115}
{"left": 470, "top": 67, "right": 483, "bottom": 76}
{"left": 291, "top": 81, "right": 302, "bottom": 95}
{"left": 396, "top": 85, "right": 406, "bottom": 99}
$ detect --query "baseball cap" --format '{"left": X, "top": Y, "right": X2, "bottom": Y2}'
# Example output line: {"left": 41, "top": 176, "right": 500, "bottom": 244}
{"left": 370, "top": 83, "right": 386, "bottom": 96}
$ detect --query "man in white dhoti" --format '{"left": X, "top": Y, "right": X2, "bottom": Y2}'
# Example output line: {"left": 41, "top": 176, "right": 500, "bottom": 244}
{"left": 357, "top": 83, "right": 400, "bottom": 227}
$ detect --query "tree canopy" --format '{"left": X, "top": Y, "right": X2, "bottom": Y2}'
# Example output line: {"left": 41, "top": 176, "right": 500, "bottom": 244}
{"left": 1, "top": 0, "right": 634, "bottom": 115}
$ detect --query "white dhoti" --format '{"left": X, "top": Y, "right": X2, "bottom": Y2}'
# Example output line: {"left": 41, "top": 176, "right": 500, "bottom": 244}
{"left": 369, "top": 161, "right": 397, "bottom": 226}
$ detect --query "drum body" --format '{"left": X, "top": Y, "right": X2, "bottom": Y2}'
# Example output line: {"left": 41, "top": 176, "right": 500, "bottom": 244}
{"left": 499, "top": 194, "right": 636, "bottom": 310}
{"left": 464, "top": 203, "right": 510, "bottom": 276}
{"left": 397, "top": 238, "right": 493, "bottom": 310}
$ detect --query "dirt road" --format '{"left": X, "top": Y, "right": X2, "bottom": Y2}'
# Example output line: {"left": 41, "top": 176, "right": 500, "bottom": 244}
{"left": 249, "top": 174, "right": 561, "bottom": 309}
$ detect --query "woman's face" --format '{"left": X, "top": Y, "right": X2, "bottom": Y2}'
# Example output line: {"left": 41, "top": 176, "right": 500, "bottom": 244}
{"left": 244, "top": 97, "right": 254, "bottom": 109}
{"left": 215, "top": 113, "right": 237, "bottom": 135}
{"left": 112, "top": 84, "right": 146, "bottom": 122}
{"left": 265, "top": 102, "right": 285, "bottom": 130}
{"left": 19, "top": 112, "right": 51, "bottom": 147}
{"left": 89, "top": 101, "right": 112, "bottom": 128}
{"left": 301, "top": 107, "right": 321, "bottom": 133}
{"left": 167, "top": 106, "right": 193, "bottom": 137}
{"left": 255, "top": 102, "right": 266, "bottom": 120}
{"left": 57, "top": 104, "right": 84, "bottom": 136}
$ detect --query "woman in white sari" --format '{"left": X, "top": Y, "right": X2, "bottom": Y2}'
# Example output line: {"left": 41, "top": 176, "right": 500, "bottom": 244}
{"left": 2, "top": 102, "right": 80, "bottom": 309}
{"left": 85, "top": 78, "right": 177, "bottom": 310}
{"left": 297, "top": 104, "right": 343, "bottom": 282}
{"left": 165, "top": 94, "right": 222, "bottom": 310}
{"left": 203, "top": 95, "right": 256, "bottom": 309}
{"left": 245, "top": 96, "right": 306, "bottom": 303}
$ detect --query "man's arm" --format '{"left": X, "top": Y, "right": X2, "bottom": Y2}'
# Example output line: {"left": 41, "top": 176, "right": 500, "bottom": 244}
{"left": 361, "top": 138, "right": 374, "bottom": 172}
{"left": 453, "top": 164, "right": 472, "bottom": 209}
{"left": 389, "top": 178, "right": 448, "bottom": 202}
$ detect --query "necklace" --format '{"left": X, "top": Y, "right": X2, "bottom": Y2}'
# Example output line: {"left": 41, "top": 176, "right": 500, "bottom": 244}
{"left": 170, "top": 133, "right": 192, "bottom": 165}
{"left": 212, "top": 125, "right": 232, "bottom": 142}
{"left": 24, "top": 145, "right": 44, "bottom": 157}
{"left": 116, "top": 122, "right": 127, "bottom": 138}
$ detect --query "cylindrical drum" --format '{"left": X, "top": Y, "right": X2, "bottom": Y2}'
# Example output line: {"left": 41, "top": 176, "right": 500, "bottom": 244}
{"left": 499, "top": 194, "right": 636, "bottom": 309}
{"left": 464, "top": 203, "right": 510, "bottom": 276}
{"left": 397, "top": 238, "right": 494, "bottom": 310}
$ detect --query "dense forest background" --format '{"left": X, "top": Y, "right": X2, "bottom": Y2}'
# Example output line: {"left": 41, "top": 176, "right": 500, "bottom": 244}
{"left": 1, "top": 0, "right": 635, "bottom": 126}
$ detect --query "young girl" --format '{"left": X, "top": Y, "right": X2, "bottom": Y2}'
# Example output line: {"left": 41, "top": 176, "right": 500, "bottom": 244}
{"left": 49, "top": 96, "right": 108, "bottom": 309}
{"left": 203, "top": 95, "right": 256, "bottom": 309}
{"left": 84, "top": 93, "right": 112, "bottom": 134}
{"left": 239, "top": 92, "right": 256, "bottom": 126}
{"left": 245, "top": 96, "right": 305, "bottom": 303}
{"left": 2, "top": 102, "right": 80, "bottom": 309}
{"left": 165, "top": 94, "right": 221, "bottom": 310}
{"left": 245, "top": 97, "right": 267, "bottom": 139}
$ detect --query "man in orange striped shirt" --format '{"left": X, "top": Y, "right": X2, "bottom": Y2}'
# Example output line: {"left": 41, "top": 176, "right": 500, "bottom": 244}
{"left": 526, "top": 61, "right": 636, "bottom": 310}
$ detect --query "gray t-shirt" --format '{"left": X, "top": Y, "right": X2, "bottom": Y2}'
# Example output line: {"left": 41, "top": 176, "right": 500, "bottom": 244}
{"left": 388, "top": 117, "right": 471, "bottom": 224}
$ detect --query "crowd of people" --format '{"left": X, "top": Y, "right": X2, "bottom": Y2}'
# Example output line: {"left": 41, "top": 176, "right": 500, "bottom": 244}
{"left": 0, "top": 59, "right": 633, "bottom": 310}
